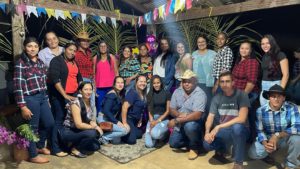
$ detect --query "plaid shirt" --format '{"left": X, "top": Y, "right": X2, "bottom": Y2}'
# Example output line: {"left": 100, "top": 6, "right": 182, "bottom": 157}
{"left": 232, "top": 58, "right": 259, "bottom": 93}
{"left": 119, "top": 58, "right": 141, "bottom": 79}
{"left": 256, "top": 101, "right": 300, "bottom": 143}
{"left": 75, "top": 49, "right": 93, "bottom": 78}
{"left": 212, "top": 46, "right": 233, "bottom": 79}
{"left": 13, "top": 53, "right": 47, "bottom": 108}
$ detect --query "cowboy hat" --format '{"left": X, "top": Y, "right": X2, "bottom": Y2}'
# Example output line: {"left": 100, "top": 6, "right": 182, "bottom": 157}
{"left": 76, "top": 31, "right": 90, "bottom": 41}
{"left": 181, "top": 69, "right": 197, "bottom": 80}
{"left": 262, "top": 84, "right": 286, "bottom": 100}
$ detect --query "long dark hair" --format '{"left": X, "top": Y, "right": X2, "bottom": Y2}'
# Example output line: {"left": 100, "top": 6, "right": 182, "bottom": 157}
{"left": 23, "top": 37, "right": 39, "bottom": 48}
{"left": 262, "top": 34, "right": 281, "bottom": 77}
{"left": 119, "top": 46, "right": 133, "bottom": 66}
{"left": 137, "top": 43, "right": 150, "bottom": 64}
{"left": 135, "top": 74, "right": 147, "bottom": 98}
{"left": 96, "top": 40, "right": 112, "bottom": 68}
{"left": 112, "top": 76, "right": 125, "bottom": 99}
{"left": 235, "top": 40, "right": 256, "bottom": 64}
{"left": 147, "top": 75, "right": 164, "bottom": 113}
{"left": 156, "top": 37, "right": 172, "bottom": 68}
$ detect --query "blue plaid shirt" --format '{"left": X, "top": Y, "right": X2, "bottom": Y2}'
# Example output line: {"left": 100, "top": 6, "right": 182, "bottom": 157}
{"left": 256, "top": 101, "right": 300, "bottom": 143}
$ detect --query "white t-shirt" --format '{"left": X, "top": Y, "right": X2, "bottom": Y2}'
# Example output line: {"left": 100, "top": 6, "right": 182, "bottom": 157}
{"left": 153, "top": 54, "right": 165, "bottom": 78}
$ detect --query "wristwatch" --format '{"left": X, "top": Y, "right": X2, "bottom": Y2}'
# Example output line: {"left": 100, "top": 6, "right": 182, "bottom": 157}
{"left": 274, "top": 132, "right": 280, "bottom": 138}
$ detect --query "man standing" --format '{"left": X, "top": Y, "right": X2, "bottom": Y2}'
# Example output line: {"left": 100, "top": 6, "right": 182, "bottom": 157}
{"left": 249, "top": 84, "right": 300, "bottom": 169}
{"left": 168, "top": 69, "right": 207, "bottom": 160}
{"left": 203, "top": 71, "right": 250, "bottom": 169}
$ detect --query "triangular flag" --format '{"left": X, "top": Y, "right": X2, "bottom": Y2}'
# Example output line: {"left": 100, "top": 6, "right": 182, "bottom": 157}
{"left": 100, "top": 16, "right": 106, "bottom": 24}
{"left": 63, "top": 10, "right": 72, "bottom": 19}
{"left": 169, "top": 0, "right": 175, "bottom": 14}
{"left": 36, "top": 7, "right": 47, "bottom": 16}
{"left": 165, "top": 0, "right": 171, "bottom": 16}
{"left": 45, "top": 8, "right": 55, "bottom": 18}
{"left": 138, "top": 16, "right": 143, "bottom": 27}
{"left": 0, "top": 3, "right": 5, "bottom": 12}
{"left": 26, "top": 5, "right": 38, "bottom": 17}
{"left": 158, "top": 5, "right": 165, "bottom": 19}
{"left": 114, "top": 9, "right": 120, "bottom": 20}
{"left": 92, "top": 15, "right": 100, "bottom": 23}
{"left": 55, "top": 9, "right": 65, "bottom": 20}
{"left": 81, "top": 13, "right": 86, "bottom": 24}
{"left": 186, "top": 0, "right": 192, "bottom": 10}
{"left": 174, "top": 0, "right": 185, "bottom": 14}
{"left": 131, "top": 18, "right": 136, "bottom": 26}
{"left": 71, "top": 11, "right": 80, "bottom": 18}
{"left": 153, "top": 8, "right": 158, "bottom": 21}
{"left": 121, "top": 20, "right": 128, "bottom": 26}
{"left": 111, "top": 17, "right": 117, "bottom": 27}
{"left": 16, "top": 4, "right": 26, "bottom": 15}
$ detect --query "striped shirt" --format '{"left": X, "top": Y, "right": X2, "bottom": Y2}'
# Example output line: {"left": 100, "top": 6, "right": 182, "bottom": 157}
{"left": 256, "top": 101, "right": 300, "bottom": 143}
{"left": 119, "top": 58, "right": 141, "bottom": 79}
{"left": 13, "top": 53, "right": 47, "bottom": 107}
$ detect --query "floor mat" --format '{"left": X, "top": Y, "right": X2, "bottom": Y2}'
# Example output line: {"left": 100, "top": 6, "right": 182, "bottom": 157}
{"left": 98, "top": 138, "right": 159, "bottom": 164}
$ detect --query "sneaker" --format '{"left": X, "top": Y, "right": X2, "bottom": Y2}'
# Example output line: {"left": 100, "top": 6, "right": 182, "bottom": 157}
{"left": 98, "top": 137, "right": 112, "bottom": 147}
{"left": 212, "top": 152, "right": 231, "bottom": 164}
{"left": 232, "top": 163, "right": 244, "bottom": 169}
{"left": 188, "top": 150, "right": 198, "bottom": 160}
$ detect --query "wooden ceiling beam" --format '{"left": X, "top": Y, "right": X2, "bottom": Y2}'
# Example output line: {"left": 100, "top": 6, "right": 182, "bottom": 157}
{"left": 154, "top": 0, "right": 300, "bottom": 24}
{"left": 120, "top": 0, "right": 149, "bottom": 13}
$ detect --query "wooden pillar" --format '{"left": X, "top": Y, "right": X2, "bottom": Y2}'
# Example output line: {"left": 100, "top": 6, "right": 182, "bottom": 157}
{"left": 11, "top": 1, "right": 25, "bottom": 60}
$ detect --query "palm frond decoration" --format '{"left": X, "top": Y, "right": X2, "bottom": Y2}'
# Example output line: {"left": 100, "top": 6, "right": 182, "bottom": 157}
{"left": 0, "top": 33, "right": 12, "bottom": 55}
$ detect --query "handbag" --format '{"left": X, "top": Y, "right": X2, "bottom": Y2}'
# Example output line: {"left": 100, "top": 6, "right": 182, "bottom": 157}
{"left": 99, "top": 122, "right": 113, "bottom": 132}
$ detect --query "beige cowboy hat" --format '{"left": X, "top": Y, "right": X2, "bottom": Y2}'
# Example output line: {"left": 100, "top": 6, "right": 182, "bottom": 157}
{"left": 181, "top": 69, "right": 197, "bottom": 80}
{"left": 76, "top": 31, "right": 90, "bottom": 41}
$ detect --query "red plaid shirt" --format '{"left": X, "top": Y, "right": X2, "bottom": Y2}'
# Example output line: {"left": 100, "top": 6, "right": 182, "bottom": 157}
{"left": 13, "top": 53, "right": 47, "bottom": 108}
{"left": 75, "top": 49, "right": 93, "bottom": 79}
{"left": 232, "top": 58, "right": 259, "bottom": 93}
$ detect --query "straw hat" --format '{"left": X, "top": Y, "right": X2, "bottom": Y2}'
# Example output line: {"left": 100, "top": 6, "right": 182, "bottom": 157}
{"left": 181, "top": 69, "right": 197, "bottom": 80}
{"left": 262, "top": 84, "right": 286, "bottom": 100}
{"left": 77, "top": 31, "right": 90, "bottom": 40}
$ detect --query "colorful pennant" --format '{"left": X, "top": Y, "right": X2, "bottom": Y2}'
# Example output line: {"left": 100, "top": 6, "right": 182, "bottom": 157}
{"left": 36, "top": 7, "right": 47, "bottom": 16}
{"left": 45, "top": 8, "right": 55, "bottom": 18}
{"left": 26, "top": 5, "right": 38, "bottom": 17}
{"left": 0, "top": 3, "right": 5, "bottom": 12}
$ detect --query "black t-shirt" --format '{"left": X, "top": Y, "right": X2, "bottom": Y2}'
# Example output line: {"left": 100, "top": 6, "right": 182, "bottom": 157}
{"left": 148, "top": 90, "right": 171, "bottom": 115}
{"left": 261, "top": 52, "right": 286, "bottom": 81}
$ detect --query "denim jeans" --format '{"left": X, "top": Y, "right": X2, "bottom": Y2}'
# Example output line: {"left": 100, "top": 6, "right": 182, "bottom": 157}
{"left": 96, "top": 87, "right": 112, "bottom": 115}
{"left": 203, "top": 123, "right": 250, "bottom": 164}
{"left": 83, "top": 78, "right": 96, "bottom": 120}
{"left": 145, "top": 114, "right": 169, "bottom": 148}
{"left": 121, "top": 117, "right": 143, "bottom": 145}
{"left": 169, "top": 120, "right": 203, "bottom": 150}
{"left": 260, "top": 80, "right": 281, "bottom": 106}
{"left": 24, "top": 91, "right": 61, "bottom": 158}
{"left": 60, "top": 128, "right": 100, "bottom": 153}
{"left": 97, "top": 113, "right": 128, "bottom": 143}
{"left": 249, "top": 135, "right": 300, "bottom": 169}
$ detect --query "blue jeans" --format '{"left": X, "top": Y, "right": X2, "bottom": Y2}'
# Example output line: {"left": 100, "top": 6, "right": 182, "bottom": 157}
{"left": 60, "top": 128, "right": 100, "bottom": 153}
{"left": 145, "top": 114, "right": 169, "bottom": 148}
{"left": 24, "top": 91, "right": 61, "bottom": 158}
{"left": 83, "top": 78, "right": 96, "bottom": 120}
{"left": 249, "top": 135, "right": 300, "bottom": 169}
{"left": 260, "top": 80, "right": 280, "bottom": 106}
{"left": 121, "top": 117, "right": 143, "bottom": 145}
{"left": 169, "top": 120, "right": 203, "bottom": 150}
{"left": 203, "top": 123, "right": 250, "bottom": 164}
{"left": 97, "top": 113, "right": 128, "bottom": 143}
{"left": 96, "top": 87, "right": 112, "bottom": 115}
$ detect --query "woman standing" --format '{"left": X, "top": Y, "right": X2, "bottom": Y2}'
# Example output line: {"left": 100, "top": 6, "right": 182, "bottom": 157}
{"left": 259, "top": 34, "right": 289, "bottom": 105}
{"left": 192, "top": 35, "right": 216, "bottom": 116}
{"left": 121, "top": 75, "right": 147, "bottom": 144}
{"left": 94, "top": 41, "right": 118, "bottom": 114}
{"left": 174, "top": 42, "right": 192, "bottom": 87}
{"left": 61, "top": 82, "right": 102, "bottom": 158}
{"left": 119, "top": 46, "right": 141, "bottom": 92}
{"left": 48, "top": 42, "right": 83, "bottom": 129}
{"left": 97, "top": 76, "right": 128, "bottom": 145}
{"left": 14, "top": 37, "right": 66, "bottom": 163}
{"left": 145, "top": 75, "right": 171, "bottom": 148}
{"left": 38, "top": 31, "right": 63, "bottom": 69}
{"left": 138, "top": 44, "right": 153, "bottom": 90}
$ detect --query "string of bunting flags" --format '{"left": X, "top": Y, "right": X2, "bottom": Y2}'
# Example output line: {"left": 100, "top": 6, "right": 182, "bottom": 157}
{"left": 141, "top": 0, "right": 193, "bottom": 24}
{"left": 0, "top": 2, "right": 135, "bottom": 27}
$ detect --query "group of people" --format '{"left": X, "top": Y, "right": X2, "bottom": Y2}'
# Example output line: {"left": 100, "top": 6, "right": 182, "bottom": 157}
{"left": 12, "top": 30, "right": 300, "bottom": 169}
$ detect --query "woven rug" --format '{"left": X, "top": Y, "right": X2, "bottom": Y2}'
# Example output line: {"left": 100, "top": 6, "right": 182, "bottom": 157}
{"left": 98, "top": 137, "right": 160, "bottom": 164}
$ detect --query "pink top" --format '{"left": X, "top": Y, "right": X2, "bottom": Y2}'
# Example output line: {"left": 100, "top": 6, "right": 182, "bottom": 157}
{"left": 95, "top": 56, "right": 115, "bottom": 88}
